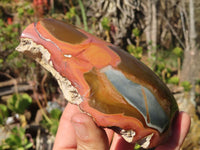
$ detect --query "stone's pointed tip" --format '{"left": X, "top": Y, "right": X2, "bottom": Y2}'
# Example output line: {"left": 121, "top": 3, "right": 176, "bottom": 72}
{"left": 138, "top": 133, "right": 154, "bottom": 149}
{"left": 15, "top": 45, "right": 20, "bottom": 52}
{"left": 15, "top": 38, "right": 29, "bottom": 52}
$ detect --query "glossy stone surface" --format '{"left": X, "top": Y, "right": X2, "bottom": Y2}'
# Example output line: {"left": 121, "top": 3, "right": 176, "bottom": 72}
{"left": 16, "top": 18, "right": 178, "bottom": 149}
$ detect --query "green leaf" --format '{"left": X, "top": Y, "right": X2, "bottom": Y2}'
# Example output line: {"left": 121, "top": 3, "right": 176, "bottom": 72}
{"left": 0, "top": 59, "right": 3, "bottom": 64}
{"left": 41, "top": 108, "right": 62, "bottom": 135}
{"left": 173, "top": 47, "right": 183, "bottom": 57}
{"left": 17, "top": 8, "right": 24, "bottom": 17}
{"left": 29, "top": 62, "right": 36, "bottom": 68}
{"left": 3, "top": 126, "right": 33, "bottom": 149}
{"left": 65, "top": 7, "right": 76, "bottom": 20}
{"left": 7, "top": 93, "right": 32, "bottom": 114}
{"left": 168, "top": 76, "right": 179, "bottom": 85}
{"left": 50, "top": 119, "right": 59, "bottom": 135}
{"left": 5, "top": 133, "right": 21, "bottom": 146}
{"left": 127, "top": 44, "right": 135, "bottom": 53}
{"left": 181, "top": 81, "right": 192, "bottom": 92}
{"left": 101, "top": 17, "right": 110, "bottom": 31}
{"left": 134, "top": 143, "right": 141, "bottom": 150}
{"left": 16, "top": 93, "right": 32, "bottom": 114}
{"left": 0, "top": 19, "right": 4, "bottom": 27}
{"left": 157, "top": 62, "right": 165, "bottom": 72}
{"left": 25, "top": 142, "right": 33, "bottom": 149}
{"left": 0, "top": 104, "right": 8, "bottom": 124}
{"left": 127, "top": 44, "right": 143, "bottom": 59}
{"left": 17, "top": 147, "right": 25, "bottom": 150}
{"left": 6, "top": 51, "right": 19, "bottom": 62}
{"left": 27, "top": 8, "right": 34, "bottom": 15}
{"left": 18, "top": 127, "right": 25, "bottom": 139}
{"left": 132, "top": 28, "right": 140, "bottom": 37}
{"left": 0, "top": 37, "right": 5, "bottom": 42}
{"left": 7, "top": 94, "right": 18, "bottom": 112}
{"left": 50, "top": 109, "right": 62, "bottom": 119}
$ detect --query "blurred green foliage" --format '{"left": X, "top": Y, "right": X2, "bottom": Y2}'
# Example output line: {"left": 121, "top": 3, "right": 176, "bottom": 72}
{"left": 127, "top": 44, "right": 143, "bottom": 60}
{"left": 0, "top": 127, "right": 33, "bottom": 150}
{"left": 41, "top": 108, "right": 62, "bottom": 136}
{"left": 101, "top": 17, "right": 110, "bottom": 31}
{"left": 132, "top": 28, "right": 140, "bottom": 37}
{"left": 134, "top": 143, "right": 141, "bottom": 150}
{"left": 7, "top": 93, "right": 32, "bottom": 114}
{"left": 65, "top": 7, "right": 76, "bottom": 20}
{"left": 0, "top": 104, "right": 8, "bottom": 125}
{"left": 181, "top": 81, "right": 192, "bottom": 92}
{"left": 0, "top": 93, "right": 32, "bottom": 127}
{"left": 0, "top": 93, "right": 33, "bottom": 149}
{"left": 173, "top": 47, "right": 183, "bottom": 58}
{"left": 17, "top": 2, "right": 34, "bottom": 18}
{"left": 0, "top": 19, "right": 20, "bottom": 67}
{"left": 168, "top": 76, "right": 180, "bottom": 85}
{"left": 0, "top": 20, "right": 19, "bottom": 50}
{"left": 127, "top": 28, "right": 143, "bottom": 60}
{"left": 64, "top": 6, "right": 81, "bottom": 26}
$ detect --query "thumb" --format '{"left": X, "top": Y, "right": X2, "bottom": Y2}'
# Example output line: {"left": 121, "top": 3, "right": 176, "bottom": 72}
{"left": 71, "top": 113, "right": 109, "bottom": 150}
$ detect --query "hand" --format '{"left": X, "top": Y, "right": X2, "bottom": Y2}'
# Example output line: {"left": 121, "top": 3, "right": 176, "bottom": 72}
{"left": 53, "top": 103, "right": 190, "bottom": 150}
{"left": 155, "top": 111, "right": 190, "bottom": 150}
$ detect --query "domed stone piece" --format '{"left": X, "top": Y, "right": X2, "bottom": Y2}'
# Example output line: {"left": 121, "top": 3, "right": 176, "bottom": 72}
{"left": 16, "top": 18, "right": 178, "bottom": 149}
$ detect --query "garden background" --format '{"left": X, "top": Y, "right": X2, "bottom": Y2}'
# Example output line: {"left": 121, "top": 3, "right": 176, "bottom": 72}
{"left": 0, "top": 0, "right": 200, "bottom": 149}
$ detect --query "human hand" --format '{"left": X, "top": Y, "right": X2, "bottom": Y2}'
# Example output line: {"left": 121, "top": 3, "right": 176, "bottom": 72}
{"left": 155, "top": 111, "right": 190, "bottom": 150}
{"left": 53, "top": 103, "right": 190, "bottom": 150}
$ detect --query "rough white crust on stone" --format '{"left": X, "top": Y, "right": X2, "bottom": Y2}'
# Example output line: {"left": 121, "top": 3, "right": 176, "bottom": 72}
{"left": 120, "top": 129, "right": 136, "bottom": 143}
{"left": 137, "top": 133, "right": 154, "bottom": 149}
{"left": 16, "top": 38, "right": 83, "bottom": 105}
{"left": 119, "top": 128, "right": 154, "bottom": 148}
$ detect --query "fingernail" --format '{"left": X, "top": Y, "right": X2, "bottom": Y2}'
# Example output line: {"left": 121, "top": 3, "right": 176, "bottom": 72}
{"left": 72, "top": 122, "right": 89, "bottom": 140}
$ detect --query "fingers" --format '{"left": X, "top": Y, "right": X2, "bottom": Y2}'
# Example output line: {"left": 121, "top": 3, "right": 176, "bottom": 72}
{"left": 104, "top": 128, "right": 114, "bottom": 145}
{"left": 156, "top": 112, "right": 191, "bottom": 150}
{"left": 53, "top": 103, "right": 111, "bottom": 150}
{"left": 110, "top": 133, "right": 135, "bottom": 150}
{"left": 53, "top": 103, "right": 80, "bottom": 150}
{"left": 71, "top": 113, "right": 109, "bottom": 150}
{"left": 170, "top": 112, "right": 191, "bottom": 149}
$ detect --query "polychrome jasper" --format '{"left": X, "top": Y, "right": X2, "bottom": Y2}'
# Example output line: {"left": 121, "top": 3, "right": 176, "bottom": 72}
{"left": 16, "top": 18, "right": 178, "bottom": 148}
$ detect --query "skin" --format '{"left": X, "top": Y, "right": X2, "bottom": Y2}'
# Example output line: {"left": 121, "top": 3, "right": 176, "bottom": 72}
{"left": 53, "top": 103, "right": 191, "bottom": 150}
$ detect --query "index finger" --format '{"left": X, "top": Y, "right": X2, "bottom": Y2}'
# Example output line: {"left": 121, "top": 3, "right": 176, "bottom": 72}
{"left": 53, "top": 103, "right": 115, "bottom": 150}
{"left": 53, "top": 103, "right": 79, "bottom": 149}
